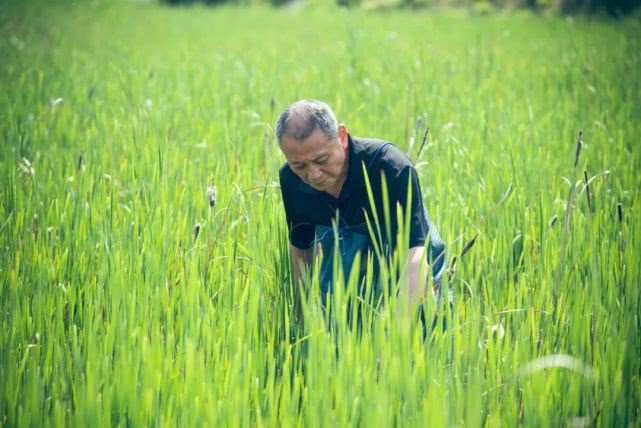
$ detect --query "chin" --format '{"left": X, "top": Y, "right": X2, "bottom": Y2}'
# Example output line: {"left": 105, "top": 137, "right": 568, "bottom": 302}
{"left": 314, "top": 179, "right": 330, "bottom": 189}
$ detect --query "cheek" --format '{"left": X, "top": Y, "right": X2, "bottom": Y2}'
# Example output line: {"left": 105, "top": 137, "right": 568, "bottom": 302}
{"left": 329, "top": 157, "right": 343, "bottom": 175}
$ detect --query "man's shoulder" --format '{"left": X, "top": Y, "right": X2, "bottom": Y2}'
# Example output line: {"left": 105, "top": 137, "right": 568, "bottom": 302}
{"left": 353, "top": 136, "right": 413, "bottom": 175}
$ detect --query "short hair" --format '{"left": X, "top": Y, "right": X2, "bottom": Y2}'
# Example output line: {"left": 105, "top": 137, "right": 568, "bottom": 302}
{"left": 275, "top": 99, "right": 339, "bottom": 145}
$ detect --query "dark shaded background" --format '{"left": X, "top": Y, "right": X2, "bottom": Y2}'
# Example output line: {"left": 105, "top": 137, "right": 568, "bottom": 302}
{"left": 162, "top": 0, "right": 640, "bottom": 17}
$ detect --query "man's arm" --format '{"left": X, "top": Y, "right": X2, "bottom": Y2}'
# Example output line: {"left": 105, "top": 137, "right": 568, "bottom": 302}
{"left": 290, "top": 244, "right": 315, "bottom": 285}
{"left": 405, "top": 245, "right": 429, "bottom": 315}
{"left": 389, "top": 164, "right": 445, "bottom": 315}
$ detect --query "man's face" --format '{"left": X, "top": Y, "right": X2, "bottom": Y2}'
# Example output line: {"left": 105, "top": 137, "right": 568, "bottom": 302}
{"left": 280, "top": 125, "right": 349, "bottom": 194}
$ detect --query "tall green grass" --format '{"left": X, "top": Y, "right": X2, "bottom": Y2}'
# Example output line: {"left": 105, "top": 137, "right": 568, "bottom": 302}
{"left": 1, "top": 1, "right": 640, "bottom": 425}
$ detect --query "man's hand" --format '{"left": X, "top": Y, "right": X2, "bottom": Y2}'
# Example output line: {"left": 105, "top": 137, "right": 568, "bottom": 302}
{"left": 289, "top": 244, "right": 316, "bottom": 326}
{"left": 403, "top": 245, "right": 429, "bottom": 318}
{"left": 290, "top": 244, "right": 315, "bottom": 285}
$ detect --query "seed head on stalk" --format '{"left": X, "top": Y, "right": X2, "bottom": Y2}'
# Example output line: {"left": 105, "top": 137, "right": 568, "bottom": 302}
{"left": 491, "top": 323, "right": 505, "bottom": 340}
{"left": 617, "top": 202, "right": 623, "bottom": 223}
{"left": 447, "top": 233, "right": 479, "bottom": 282}
{"left": 461, "top": 233, "right": 478, "bottom": 258}
{"left": 583, "top": 169, "right": 592, "bottom": 211}
{"left": 410, "top": 115, "right": 424, "bottom": 152}
{"left": 554, "top": 130, "right": 586, "bottom": 302}
{"left": 447, "top": 255, "right": 458, "bottom": 283}
{"left": 193, "top": 223, "right": 201, "bottom": 241}
{"left": 207, "top": 185, "right": 217, "bottom": 208}
{"left": 416, "top": 126, "right": 430, "bottom": 162}
{"left": 574, "top": 131, "right": 583, "bottom": 168}
{"left": 617, "top": 202, "right": 625, "bottom": 253}
{"left": 32, "top": 214, "right": 39, "bottom": 238}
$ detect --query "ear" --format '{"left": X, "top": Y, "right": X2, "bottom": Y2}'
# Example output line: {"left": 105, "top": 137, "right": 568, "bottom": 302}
{"left": 338, "top": 123, "right": 348, "bottom": 149}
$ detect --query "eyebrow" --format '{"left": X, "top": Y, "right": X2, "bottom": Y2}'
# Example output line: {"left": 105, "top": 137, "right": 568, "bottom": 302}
{"left": 292, "top": 154, "right": 328, "bottom": 166}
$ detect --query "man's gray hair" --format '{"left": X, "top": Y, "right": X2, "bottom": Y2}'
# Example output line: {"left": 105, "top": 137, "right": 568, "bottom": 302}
{"left": 275, "top": 99, "right": 339, "bottom": 145}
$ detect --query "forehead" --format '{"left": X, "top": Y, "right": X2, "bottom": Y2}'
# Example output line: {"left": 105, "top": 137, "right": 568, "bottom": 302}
{"left": 281, "top": 129, "right": 335, "bottom": 162}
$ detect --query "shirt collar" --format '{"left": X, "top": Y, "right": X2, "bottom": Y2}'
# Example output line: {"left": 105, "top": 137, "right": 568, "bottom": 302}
{"left": 297, "top": 178, "right": 316, "bottom": 194}
{"left": 338, "top": 134, "right": 367, "bottom": 199}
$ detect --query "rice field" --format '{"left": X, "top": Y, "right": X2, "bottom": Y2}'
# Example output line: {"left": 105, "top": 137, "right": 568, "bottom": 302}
{"left": 1, "top": 1, "right": 640, "bottom": 426}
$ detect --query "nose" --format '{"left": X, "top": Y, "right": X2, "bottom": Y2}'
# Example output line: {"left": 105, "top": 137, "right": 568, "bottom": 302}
{"left": 308, "top": 166, "right": 323, "bottom": 183}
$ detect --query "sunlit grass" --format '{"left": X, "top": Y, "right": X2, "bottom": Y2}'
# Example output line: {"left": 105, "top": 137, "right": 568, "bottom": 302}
{"left": 1, "top": 1, "right": 640, "bottom": 425}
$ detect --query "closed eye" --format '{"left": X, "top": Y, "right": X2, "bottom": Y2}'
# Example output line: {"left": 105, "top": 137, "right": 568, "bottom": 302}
{"left": 313, "top": 156, "right": 328, "bottom": 164}
{"left": 291, "top": 155, "right": 328, "bottom": 170}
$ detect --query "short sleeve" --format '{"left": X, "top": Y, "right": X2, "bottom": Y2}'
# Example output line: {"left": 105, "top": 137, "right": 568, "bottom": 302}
{"left": 391, "top": 166, "right": 429, "bottom": 248}
{"left": 279, "top": 169, "right": 315, "bottom": 249}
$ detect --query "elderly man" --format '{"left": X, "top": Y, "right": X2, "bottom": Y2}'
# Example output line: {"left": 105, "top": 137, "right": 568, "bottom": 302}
{"left": 277, "top": 99, "right": 446, "bottom": 317}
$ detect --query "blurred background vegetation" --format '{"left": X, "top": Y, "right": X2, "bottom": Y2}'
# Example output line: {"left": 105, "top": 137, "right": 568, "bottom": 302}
{"left": 161, "top": 0, "right": 640, "bottom": 17}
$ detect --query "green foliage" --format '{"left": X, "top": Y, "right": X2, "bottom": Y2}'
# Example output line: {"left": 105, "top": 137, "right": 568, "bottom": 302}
{"left": 158, "top": 0, "right": 640, "bottom": 15}
{"left": 470, "top": 0, "right": 497, "bottom": 14}
{"left": 1, "top": 1, "right": 640, "bottom": 426}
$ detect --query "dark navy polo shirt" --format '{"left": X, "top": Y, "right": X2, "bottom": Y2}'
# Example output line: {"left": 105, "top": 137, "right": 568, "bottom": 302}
{"left": 279, "top": 135, "right": 430, "bottom": 251}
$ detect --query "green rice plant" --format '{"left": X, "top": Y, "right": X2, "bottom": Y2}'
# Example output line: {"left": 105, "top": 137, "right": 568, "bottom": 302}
{"left": 1, "top": 1, "right": 640, "bottom": 426}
